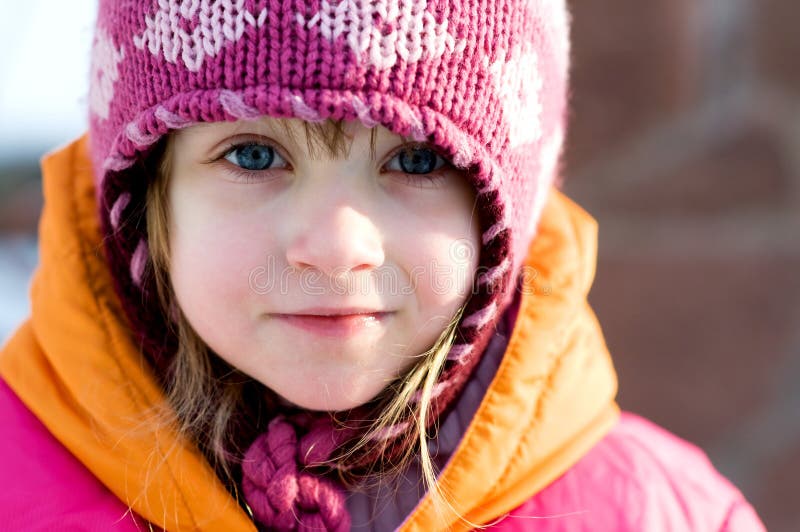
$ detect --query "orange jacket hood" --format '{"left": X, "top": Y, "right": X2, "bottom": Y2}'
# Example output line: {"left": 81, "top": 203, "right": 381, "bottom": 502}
{"left": 0, "top": 135, "right": 620, "bottom": 531}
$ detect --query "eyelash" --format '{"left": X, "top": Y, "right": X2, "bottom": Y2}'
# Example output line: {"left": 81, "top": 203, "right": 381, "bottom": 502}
{"left": 215, "top": 139, "right": 451, "bottom": 189}
{"left": 215, "top": 139, "right": 290, "bottom": 184}
{"left": 383, "top": 143, "right": 450, "bottom": 189}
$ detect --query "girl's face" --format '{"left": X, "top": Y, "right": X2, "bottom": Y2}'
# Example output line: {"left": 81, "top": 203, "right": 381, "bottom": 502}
{"left": 167, "top": 118, "right": 480, "bottom": 411}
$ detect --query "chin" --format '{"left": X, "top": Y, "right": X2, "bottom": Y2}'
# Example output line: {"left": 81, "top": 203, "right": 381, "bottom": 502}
{"left": 275, "top": 380, "right": 386, "bottom": 413}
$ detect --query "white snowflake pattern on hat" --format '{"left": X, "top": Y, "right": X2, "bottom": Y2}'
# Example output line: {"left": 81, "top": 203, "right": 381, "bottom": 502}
{"left": 89, "top": 29, "right": 125, "bottom": 120}
{"left": 133, "top": 0, "right": 267, "bottom": 72}
{"left": 488, "top": 42, "right": 544, "bottom": 149}
{"left": 297, "top": 0, "right": 466, "bottom": 71}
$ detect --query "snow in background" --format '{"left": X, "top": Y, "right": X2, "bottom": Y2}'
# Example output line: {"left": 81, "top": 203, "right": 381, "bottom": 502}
{"left": 0, "top": 1, "right": 95, "bottom": 343}
{"left": 0, "top": 0, "right": 97, "bottom": 165}
{"left": 0, "top": 237, "right": 38, "bottom": 343}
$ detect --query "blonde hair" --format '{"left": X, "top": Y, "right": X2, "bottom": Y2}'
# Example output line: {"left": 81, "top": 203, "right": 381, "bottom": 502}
{"left": 145, "top": 118, "right": 469, "bottom": 521}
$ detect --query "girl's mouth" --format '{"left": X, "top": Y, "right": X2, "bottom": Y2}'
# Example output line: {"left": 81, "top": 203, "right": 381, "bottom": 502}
{"left": 272, "top": 312, "right": 393, "bottom": 338}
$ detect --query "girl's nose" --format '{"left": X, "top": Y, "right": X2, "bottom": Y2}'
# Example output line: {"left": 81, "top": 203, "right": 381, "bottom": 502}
{"left": 285, "top": 203, "right": 385, "bottom": 279}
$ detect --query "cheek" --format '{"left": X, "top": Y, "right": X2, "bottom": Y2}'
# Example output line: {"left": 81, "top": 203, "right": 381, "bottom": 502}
{"left": 417, "top": 197, "right": 480, "bottom": 302}
{"left": 168, "top": 193, "right": 277, "bottom": 340}
{"left": 390, "top": 191, "right": 481, "bottom": 322}
{"left": 407, "top": 234, "right": 478, "bottom": 310}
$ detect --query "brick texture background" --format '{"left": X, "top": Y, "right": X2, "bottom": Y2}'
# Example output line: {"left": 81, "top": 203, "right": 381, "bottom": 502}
{"left": 0, "top": 1, "right": 797, "bottom": 530}
{"left": 564, "top": 1, "right": 799, "bottom": 530}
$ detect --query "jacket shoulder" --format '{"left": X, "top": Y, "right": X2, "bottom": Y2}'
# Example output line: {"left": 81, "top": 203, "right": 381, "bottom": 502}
{"left": 0, "top": 378, "right": 148, "bottom": 531}
{"left": 488, "top": 411, "right": 766, "bottom": 531}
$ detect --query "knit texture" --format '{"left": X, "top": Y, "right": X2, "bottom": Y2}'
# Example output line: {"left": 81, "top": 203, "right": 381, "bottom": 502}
{"left": 88, "top": 1, "right": 571, "bottom": 530}
{"left": 242, "top": 416, "right": 351, "bottom": 531}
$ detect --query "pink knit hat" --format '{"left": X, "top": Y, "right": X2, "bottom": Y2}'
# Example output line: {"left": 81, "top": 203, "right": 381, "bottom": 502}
{"left": 89, "top": 0, "right": 570, "bottom": 529}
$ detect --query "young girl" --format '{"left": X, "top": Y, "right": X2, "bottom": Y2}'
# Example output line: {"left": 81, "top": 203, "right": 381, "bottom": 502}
{"left": 0, "top": 0, "right": 766, "bottom": 530}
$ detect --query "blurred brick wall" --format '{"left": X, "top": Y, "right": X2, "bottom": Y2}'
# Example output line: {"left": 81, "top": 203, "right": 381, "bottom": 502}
{"left": 564, "top": 1, "right": 799, "bottom": 530}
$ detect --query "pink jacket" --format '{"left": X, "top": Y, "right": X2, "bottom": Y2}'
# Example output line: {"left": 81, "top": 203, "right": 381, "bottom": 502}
{"left": 0, "top": 379, "right": 763, "bottom": 530}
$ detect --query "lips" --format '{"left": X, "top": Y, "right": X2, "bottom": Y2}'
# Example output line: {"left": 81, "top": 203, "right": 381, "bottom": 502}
{"left": 272, "top": 311, "right": 392, "bottom": 338}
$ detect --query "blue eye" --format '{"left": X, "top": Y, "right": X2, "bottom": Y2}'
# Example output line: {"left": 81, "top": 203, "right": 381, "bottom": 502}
{"left": 386, "top": 146, "right": 446, "bottom": 174}
{"left": 223, "top": 143, "right": 287, "bottom": 171}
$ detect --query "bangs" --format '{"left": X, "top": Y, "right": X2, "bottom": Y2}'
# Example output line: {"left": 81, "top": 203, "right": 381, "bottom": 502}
{"left": 279, "top": 118, "right": 379, "bottom": 161}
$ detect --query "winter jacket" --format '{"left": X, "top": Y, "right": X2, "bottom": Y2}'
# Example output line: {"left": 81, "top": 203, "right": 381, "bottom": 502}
{"left": 0, "top": 135, "right": 766, "bottom": 531}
